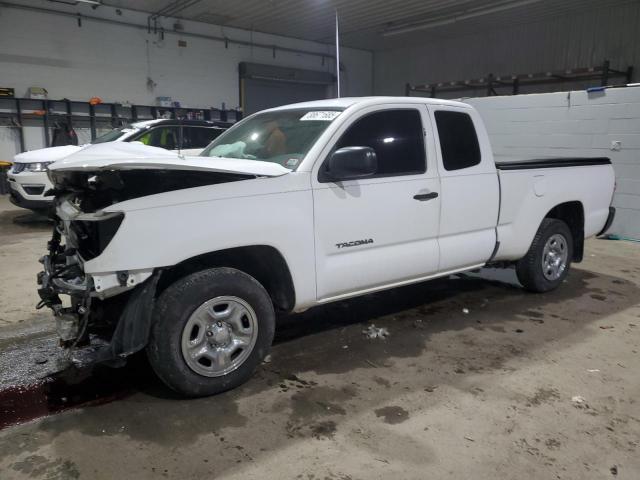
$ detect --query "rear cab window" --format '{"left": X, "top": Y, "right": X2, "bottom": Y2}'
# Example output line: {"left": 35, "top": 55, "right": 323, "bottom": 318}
{"left": 434, "top": 110, "right": 481, "bottom": 171}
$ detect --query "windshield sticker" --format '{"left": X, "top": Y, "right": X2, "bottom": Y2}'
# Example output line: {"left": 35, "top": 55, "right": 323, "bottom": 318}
{"left": 285, "top": 158, "right": 299, "bottom": 168}
{"left": 300, "top": 111, "right": 341, "bottom": 121}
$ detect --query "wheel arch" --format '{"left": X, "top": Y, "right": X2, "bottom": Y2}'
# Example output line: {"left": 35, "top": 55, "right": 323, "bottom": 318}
{"left": 543, "top": 201, "right": 584, "bottom": 262}
{"left": 157, "top": 245, "right": 296, "bottom": 312}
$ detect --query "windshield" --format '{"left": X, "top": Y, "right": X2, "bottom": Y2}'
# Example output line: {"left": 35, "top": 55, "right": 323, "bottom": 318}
{"left": 200, "top": 108, "right": 343, "bottom": 169}
{"left": 91, "top": 128, "right": 133, "bottom": 144}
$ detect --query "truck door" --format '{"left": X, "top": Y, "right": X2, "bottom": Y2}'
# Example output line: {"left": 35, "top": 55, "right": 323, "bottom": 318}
{"left": 429, "top": 106, "right": 499, "bottom": 271}
{"left": 311, "top": 105, "right": 441, "bottom": 301}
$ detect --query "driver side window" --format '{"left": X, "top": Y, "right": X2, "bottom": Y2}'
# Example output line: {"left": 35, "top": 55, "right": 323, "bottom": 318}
{"left": 332, "top": 109, "right": 426, "bottom": 178}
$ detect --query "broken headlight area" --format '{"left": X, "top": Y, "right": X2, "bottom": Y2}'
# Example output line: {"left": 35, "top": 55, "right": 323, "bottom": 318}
{"left": 49, "top": 189, "right": 125, "bottom": 264}
{"left": 71, "top": 213, "right": 123, "bottom": 261}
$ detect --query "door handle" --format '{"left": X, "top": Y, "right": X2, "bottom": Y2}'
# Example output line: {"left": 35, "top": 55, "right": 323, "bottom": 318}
{"left": 413, "top": 192, "right": 439, "bottom": 201}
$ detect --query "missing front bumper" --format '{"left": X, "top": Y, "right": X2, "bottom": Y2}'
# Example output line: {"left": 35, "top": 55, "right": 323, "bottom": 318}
{"left": 37, "top": 253, "right": 91, "bottom": 344}
{"left": 38, "top": 252, "right": 161, "bottom": 366}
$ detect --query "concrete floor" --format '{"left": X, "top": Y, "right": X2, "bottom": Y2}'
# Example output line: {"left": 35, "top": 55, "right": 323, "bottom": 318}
{"left": 0, "top": 195, "right": 639, "bottom": 479}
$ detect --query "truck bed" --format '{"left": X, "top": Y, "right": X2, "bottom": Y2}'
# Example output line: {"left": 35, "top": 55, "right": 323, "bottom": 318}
{"left": 494, "top": 157, "right": 615, "bottom": 262}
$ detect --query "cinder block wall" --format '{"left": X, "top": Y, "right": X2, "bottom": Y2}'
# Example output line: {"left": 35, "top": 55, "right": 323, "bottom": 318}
{"left": 467, "top": 87, "right": 640, "bottom": 239}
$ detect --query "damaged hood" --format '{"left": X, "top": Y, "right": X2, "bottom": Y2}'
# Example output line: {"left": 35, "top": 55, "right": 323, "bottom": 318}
{"left": 48, "top": 142, "right": 291, "bottom": 177}
{"left": 47, "top": 143, "right": 292, "bottom": 212}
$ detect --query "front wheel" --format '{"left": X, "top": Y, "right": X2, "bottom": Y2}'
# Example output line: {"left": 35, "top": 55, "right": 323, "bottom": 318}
{"left": 147, "top": 267, "right": 275, "bottom": 397}
{"left": 516, "top": 218, "right": 573, "bottom": 293}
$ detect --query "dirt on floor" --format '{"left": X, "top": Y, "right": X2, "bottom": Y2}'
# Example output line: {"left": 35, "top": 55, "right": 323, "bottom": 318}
{"left": 0, "top": 195, "right": 639, "bottom": 479}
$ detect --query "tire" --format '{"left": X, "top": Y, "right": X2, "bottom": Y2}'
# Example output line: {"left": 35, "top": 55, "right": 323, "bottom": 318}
{"left": 147, "top": 267, "right": 275, "bottom": 397}
{"left": 516, "top": 218, "right": 573, "bottom": 293}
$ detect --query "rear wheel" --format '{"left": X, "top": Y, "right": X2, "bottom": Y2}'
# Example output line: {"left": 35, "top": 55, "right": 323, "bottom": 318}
{"left": 516, "top": 218, "right": 573, "bottom": 293}
{"left": 147, "top": 267, "right": 275, "bottom": 397}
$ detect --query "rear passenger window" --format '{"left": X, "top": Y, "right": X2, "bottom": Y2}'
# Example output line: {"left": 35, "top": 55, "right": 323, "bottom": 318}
{"left": 435, "top": 111, "right": 481, "bottom": 171}
{"left": 333, "top": 109, "right": 426, "bottom": 177}
{"left": 182, "top": 127, "right": 225, "bottom": 149}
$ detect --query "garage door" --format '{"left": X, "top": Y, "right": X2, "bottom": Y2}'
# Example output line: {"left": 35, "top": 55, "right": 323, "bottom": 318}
{"left": 239, "top": 62, "right": 335, "bottom": 115}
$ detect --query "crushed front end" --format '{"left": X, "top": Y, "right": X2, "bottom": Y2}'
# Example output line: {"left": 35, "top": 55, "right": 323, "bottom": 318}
{"left": 37, "top": 170, "right": 158, "bottom": 366}
{"left": 37, "top": 153, "right": 257, "bottom": 366}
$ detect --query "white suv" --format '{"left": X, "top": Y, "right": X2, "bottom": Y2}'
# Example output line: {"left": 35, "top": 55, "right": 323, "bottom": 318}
{"left": 7, "top": 119, "right": 230, "bottom": 212}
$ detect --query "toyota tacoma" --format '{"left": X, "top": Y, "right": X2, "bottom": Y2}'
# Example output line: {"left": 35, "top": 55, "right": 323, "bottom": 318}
{"left": 37, "top": 97, "right": 616, "bottom": 396}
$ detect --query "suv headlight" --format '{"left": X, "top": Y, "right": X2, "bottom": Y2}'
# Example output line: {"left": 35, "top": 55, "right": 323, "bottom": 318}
{"left": 16, "top": 162, "right": 53, "bottom": 173}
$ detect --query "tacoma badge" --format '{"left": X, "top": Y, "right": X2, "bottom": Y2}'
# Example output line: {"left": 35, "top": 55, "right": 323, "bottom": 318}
{"left": 335, "top": 239, "right": 374, "bottom": 249}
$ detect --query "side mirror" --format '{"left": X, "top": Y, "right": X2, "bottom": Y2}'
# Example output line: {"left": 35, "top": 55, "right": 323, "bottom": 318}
{"left": 326, "top": 146, "right": 377, "bottom": 181}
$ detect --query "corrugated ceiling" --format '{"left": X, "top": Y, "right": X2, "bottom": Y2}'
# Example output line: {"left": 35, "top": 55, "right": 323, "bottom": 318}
{"left": 100, "top": 0, "right": 637, "bottom": 50}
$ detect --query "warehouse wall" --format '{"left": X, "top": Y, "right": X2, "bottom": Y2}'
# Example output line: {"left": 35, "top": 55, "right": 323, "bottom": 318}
{"left": 374, "top": 1, "right": 640, "bottom": 97}
{"left": 467, "top": 87, "right": 640, "bottom": 240}
{"left": 0, "top": 2, "right": 372, "bottom": 158}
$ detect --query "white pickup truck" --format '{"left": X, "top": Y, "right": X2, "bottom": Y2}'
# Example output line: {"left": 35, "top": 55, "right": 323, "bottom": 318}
{"left": 38, "top": 96, "right": 616, "bottom": 396}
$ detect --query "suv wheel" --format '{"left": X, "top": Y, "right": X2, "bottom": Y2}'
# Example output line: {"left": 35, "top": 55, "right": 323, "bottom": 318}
{"left": 147, "top": 267, "right": 275, "bottom": 397}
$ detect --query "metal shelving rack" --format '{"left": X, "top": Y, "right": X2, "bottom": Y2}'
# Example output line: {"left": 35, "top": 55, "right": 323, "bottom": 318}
{"left": 0, "top": 98, "right": 242, "bottom": 153}
{"left": 405, "top": 60, "right": 634, "bottom": 98}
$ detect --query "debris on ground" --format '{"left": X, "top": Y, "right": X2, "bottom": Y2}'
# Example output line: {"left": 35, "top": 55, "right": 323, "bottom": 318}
{"left": 464, "top": 435, "right": 475, "bottom": 442}
{"left": 571, "top": 395, "right": 588, "bottom": 408}
{"left": 34, "top": 356, "right": 48, "bottom": 365}
{"left": 262, "top": 355, "right": 272, "bottom": 364}
{"left": 600, "top": 325, "right": 615, "bottom": 330}
{"left": 462, "top": 308, "right": 470, "bottom": 314}
{"left": 363, "top": 324, "right": 389, "bottom": 339}
{"left": 610, "top": 465, "right": 618, "bottom": 476}
{"left": 586, "top": 369, "right": 600, "bottom": 373}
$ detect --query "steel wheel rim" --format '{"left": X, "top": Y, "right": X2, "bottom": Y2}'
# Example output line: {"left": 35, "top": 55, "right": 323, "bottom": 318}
{"left": 541, "top": 233, "right": 568, "bottom": 281}
{"left": 181, "top": 296, "right": 258, "bottom": 377}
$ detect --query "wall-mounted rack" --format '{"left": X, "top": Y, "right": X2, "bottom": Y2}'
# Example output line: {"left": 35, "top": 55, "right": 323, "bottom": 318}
{"left": 0, "top": 97, "right": 243, "bottom": 153}
{"left": 405, "top": 60, "right": 634, "bottom": 98}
